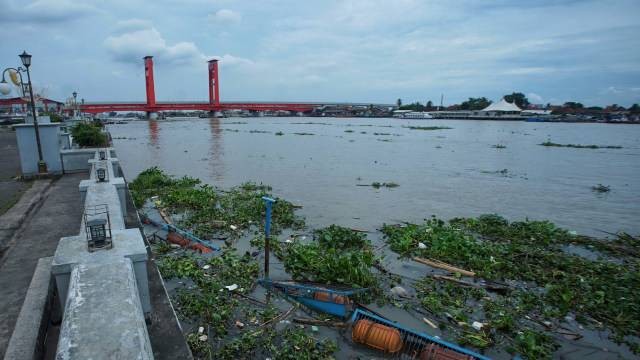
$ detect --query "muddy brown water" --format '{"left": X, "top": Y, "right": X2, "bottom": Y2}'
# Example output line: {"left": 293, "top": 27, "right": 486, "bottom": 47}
{"left": 116, "top": 117, "right": 640, "bottom": 359}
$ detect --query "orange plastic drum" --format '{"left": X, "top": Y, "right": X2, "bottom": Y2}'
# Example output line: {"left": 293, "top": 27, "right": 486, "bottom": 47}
{"left": 314, "top": 291, "right": 348, "bottom": 304}
{"left": 352, "top": 319, "right": 403, "bottom": 353}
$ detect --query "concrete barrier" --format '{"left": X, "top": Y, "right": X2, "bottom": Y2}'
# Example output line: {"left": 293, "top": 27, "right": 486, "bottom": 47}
{"left": 3, "top": 257, "right": 55, "bottom": 360}
{"left": 60, "top": 149, "right": 95, "bottom": 173}
{"left": 52, "top": 147, "right": 154, "bottom": 359}
{"left": 56, "top": 259, "right": 153, "bottom": 360}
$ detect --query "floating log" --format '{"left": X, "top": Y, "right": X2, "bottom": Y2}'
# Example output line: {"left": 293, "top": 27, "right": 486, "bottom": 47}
{"left": 293, "top": 317, "right": 347, "bottom": 328}
{"left": 159, "top": 208, "right": 173, "bottom": 225}
{"left": 431, "top": 274, "right": 509, "bottom": 292}
{"left": 413, "top": 257, "right": 476, "bottom": 277}
{"left": 260, "top": 306, "right": 296, "bottom": 328}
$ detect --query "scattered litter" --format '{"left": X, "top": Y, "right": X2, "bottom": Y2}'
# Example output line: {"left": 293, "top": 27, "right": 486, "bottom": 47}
{"left": 230, "top": 225, "right": 238, "bottom": 231}
{"left": 198, "top": 335, "right": 208, "bottom": 342}
{"left": 225, "top": 284, "right": 239, "bottom": 291}
{"left": 203, "top": 265, "right": 211, "bottom": 270}
{"left": 418, "top": 242, "right": 427, "bottom": 249}
{"left": 422, "top": 317, "right": 438, "bottom": 329}
{"left": 311, "top": 326, "right": 319, "bottom": 332}
{"left": 235, "top": 320, "right": 245, "bottom": 329}
{"left": 472, "top": 321, "right": 485, "bottom": 331}
{"left": 198, "top": 326, "right": 204, "bottom": 334}
{"left": 390, "top": 286, "right": 410, "bottom": 298}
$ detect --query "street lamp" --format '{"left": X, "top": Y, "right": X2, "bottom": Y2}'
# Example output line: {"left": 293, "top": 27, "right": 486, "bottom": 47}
{"left": 19, "top": 51, "right": 47, "bottom": 173}
{"left": 72, "top": 91, "right": 78, "bottom": 118}
{"left": 0, "top": 67, "right": 27, "bottom": 97}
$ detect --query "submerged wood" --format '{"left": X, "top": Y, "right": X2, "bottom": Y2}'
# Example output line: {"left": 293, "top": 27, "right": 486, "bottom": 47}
{"left": 260, "top": 306, "right": 296, "bottom": 328}
{"left": 293, "top": 317, "right": 347, "bottom": 328}
{"left": 431, "top": 274, "right": 510, "bottom": 292}
{"left": 413, "top": 257, "right": 476, "bottom": 277}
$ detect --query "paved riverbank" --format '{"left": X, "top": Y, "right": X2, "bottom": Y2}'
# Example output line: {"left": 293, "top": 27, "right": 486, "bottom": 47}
{"left": 0, "top": 174, "right": 83, "bottom": 357}
{"left": 0, "top": 127, "right": 30, "bottom": 215}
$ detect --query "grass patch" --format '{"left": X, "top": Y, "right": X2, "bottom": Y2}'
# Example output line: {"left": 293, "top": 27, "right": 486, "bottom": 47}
{"left": 130, "top": 167, "right": 304, "bottom": 238}
{"left": 382, "top": 214, "right": 640, "bottom": 356}
{"left": 277, "top": 225, "right": 378, "bottom": 289}
{"left": 293, "top": 132, "right": 315, "bottom": 136}
{"left": 539, "top": 141, "right": 622, "bottom": 149}
{"left": 275, "top": 131, "right": 284, "bottom": 136}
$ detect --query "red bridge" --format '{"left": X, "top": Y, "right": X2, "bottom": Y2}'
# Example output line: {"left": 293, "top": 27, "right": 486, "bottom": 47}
{"left": 79, "top": 56, "right": 320, "bottom": 115}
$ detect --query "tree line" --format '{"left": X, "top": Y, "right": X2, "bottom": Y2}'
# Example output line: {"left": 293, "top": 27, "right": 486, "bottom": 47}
{"left": 397, "top": 92, "right": 639, "bottom": 114}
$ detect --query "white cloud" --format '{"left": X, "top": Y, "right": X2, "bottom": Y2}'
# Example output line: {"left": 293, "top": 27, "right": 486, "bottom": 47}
{"left": 104, "top": 20, "right": 253, "bottom": 67}
{"left": 503, "top": 67, "right": 556, "bottom": 75}
{"left": 0, "top": 0, "right": 100, "bottom": 23}
{"left": 208, "top": 9, "right": 241, "bottom": 24}
{"left": 114, "top": 18, "right": 154, "bottom": 33}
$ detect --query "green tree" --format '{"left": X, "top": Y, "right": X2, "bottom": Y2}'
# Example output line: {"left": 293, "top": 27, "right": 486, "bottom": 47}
{"left": 426, "top": 100, "right": 434, "bottom": 110}
{"left": 504, "top": 92, "right": 529, "bottom": 109}
{"left": 460, "top": 97, "right": 492, "bottom": 110}
{"left": 396, "top": 98, "right": 402, "bottom": 107}
{"left": 629, "top": 103, "right": 640, "bottom": 113}
{"left": 563, "top": 102, "right": 584, "bottom": 110}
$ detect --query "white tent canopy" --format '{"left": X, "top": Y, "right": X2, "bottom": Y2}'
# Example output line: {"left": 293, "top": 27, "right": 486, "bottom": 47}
{"left": 482, "top": 98, "right": 521, "bottom": 112}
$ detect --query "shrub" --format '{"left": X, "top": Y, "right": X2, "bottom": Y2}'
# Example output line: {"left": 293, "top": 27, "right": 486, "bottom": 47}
{"left": 71, "top": 122, "right": 107, "bottom": 147}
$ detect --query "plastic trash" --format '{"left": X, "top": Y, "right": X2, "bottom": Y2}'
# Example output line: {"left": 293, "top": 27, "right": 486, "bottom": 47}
{"left": 225, "top": 284, "right": 239, "bottom": 291}
{"left": 198, "top": 326, "right": 204, "bottom": 334}
{"left": 198, "top": 335, "right": 208, "bottom": 341}
{"left": 390, "top": 286, "right": 410, "bottom": 298}
{"left": 418, "top": 242, "right": 427, "bottom": 249}
{"left": 311, "top": 326, "right": 319, "bottom": 332}
{"left": 471, "top": 321, "right": 484, "bottom": 331}
{"left": 203, "top": 265, "right": 211, "bottom": 270}
{"left": 230, "top": 225, "right": 238, "bottom": 231}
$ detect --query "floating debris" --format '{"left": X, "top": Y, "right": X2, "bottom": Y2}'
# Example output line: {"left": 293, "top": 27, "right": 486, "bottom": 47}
{"left": 492, "top": 144, "right": 507, "bottom": 149}
{"left": 275, "top": 131, "right": 284, "bottom": 136}
{"left": 293, "top": 132, "right": 315, "bottom": 136}
{"left": 539, "top": 141, "right": 622, "bottom": 149}
{"left": 403, "top": 126, "right": 452, "bottom": 131}
{"left": 591, "top": 184, "right": 611, "bottom": 193}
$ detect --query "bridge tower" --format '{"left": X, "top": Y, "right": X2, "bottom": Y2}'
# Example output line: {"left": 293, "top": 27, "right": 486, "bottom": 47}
{"left": 144, "top": 56, "right": 157, "bottom": 118}
{"left": 208, "top": 59, "right": 220, "bottom": 112}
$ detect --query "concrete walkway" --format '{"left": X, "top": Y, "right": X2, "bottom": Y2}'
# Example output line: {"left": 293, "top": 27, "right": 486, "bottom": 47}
{"left": 0, "top": 128, "right": 30, "bottom": 215}
{"left": 0, "top": 174, "right": 84, "bottom": 358}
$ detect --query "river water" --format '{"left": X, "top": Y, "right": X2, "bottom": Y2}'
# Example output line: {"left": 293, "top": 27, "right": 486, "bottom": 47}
{"left": 111, "top": 117, "right": 640, "bottom": 359}
{"left": 110, "top": 117, "right": 640, "bottom": 236}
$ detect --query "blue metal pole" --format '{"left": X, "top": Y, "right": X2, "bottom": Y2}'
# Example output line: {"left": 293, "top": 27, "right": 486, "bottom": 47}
{"left": 262, "top": 196, "right": 275, "bottom": 278}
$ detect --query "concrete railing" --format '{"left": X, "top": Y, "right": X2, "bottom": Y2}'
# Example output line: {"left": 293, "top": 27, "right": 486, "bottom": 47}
{"left": 60, "top": 148, "right": 100, "bottom": 173}
{"left": 3, "top": 257, "right": 56, "bottom": 360}
{"left": 51, "top": 148, "right": 153, "bottom": 359}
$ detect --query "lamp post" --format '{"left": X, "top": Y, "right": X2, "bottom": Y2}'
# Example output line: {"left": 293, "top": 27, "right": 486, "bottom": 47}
{"left": 0, "top": 68, "right": 27, "bottom": 98}
{"left": 72, "top": 91, "right": 77, "bottom": 118}
{"left": 20, "top": 51, "right": 47, "bottom": 173}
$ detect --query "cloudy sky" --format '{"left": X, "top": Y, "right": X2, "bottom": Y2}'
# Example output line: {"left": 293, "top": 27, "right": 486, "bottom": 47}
{"left": 1, "top": 0, "right": 639, "bottom": 106}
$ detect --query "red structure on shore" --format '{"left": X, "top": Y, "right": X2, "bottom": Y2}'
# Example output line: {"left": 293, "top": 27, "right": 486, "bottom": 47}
{"left": 77, "top": 55, "right": 317, "bottom": 115}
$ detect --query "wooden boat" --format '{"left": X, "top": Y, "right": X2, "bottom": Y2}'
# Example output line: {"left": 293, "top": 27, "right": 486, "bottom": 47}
{"left": 140, "top": 212, "right": 220, "bottom": 253}
{"left": 259, "top": 278, "right": 369, "bottom": 318}
{"left": 350, "top": 309, "right": 490, "bottom": 360}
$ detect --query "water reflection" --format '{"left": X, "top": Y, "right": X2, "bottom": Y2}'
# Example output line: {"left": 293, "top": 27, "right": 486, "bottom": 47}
{"left": 148, "top": 120, "right": 161, "bottom": 165}
{"left": 208, "top": 117, "right": 224, "bottom": 182}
